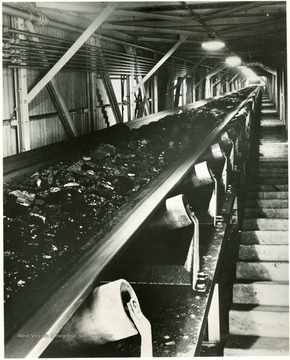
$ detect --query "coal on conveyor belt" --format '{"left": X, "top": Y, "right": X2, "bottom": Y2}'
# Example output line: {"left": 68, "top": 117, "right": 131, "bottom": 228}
{"left": 3, "top": 88, "right": 252, "bottom": 331}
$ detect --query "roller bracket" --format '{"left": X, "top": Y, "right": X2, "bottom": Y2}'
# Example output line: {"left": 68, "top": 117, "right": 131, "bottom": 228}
{"left": 208, "top": 175, "right": 218, "bottom": 224}
{"left": 127, "top": 298, "right": 153, "bottom": 357}
{"left": 230, "top": 197, "right": 238, "bottom": 225}
{"left": 215, "top": 215, "right": 224, "bottom": 227}
{"left": 184, "top": 208, "right": 200, "bottom": 291}
{"left": 195, "top": 271, "right": 209, "bottom": 293}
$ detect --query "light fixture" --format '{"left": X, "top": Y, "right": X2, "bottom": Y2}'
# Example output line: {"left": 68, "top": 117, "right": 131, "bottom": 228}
{"left": 226, "top": 56, "right": 242, "bottom": 67}
{"left": 201, "top": 39, "right": 225, "bottom": 51}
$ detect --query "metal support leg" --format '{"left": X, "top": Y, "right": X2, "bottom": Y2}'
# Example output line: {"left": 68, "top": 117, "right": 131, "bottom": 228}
{"left": 208, "top": 176, "right": 218, "bottom": 224}
{"left": 184, "top": 209, "right": 200, "bottom": 290}
{"left": 127, "top": 298, "right": 153, "bottom": 357}
{"left": 221, "top": 154, "right": 229, "bottom": 192}
{"left": 207, "top": 283, "right": 220, "bottom": 342}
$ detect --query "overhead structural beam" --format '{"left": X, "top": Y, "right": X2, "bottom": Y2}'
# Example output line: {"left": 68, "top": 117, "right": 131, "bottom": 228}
{"left": 102, "top": 23, "right": 200, "bottom": 36}
{"left": 219, "top": 17, "right": 286, "bottom": 35}
{"left": 205, "top": 2, "right": 276, "bottom": 21}
{"left": 133, "top": 36, "right": 187, "bottom": 93}
{"left": 246, "top": 62, "right": 277, "bottom": 76}
{"left": 27, "top": 4, "right": 115, "bottom": 103}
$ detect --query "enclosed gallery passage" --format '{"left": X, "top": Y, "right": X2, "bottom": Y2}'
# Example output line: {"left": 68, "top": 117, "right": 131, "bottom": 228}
{"left": 2, "top": 1, "right": 288, "bottom": 358}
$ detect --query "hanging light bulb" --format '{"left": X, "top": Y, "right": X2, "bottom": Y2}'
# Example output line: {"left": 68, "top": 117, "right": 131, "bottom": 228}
{"left": 201, "top": 39, "right": 225, "bottom": 51}
{"left": 226, "top": 56, "right": 242, "bottom": 67}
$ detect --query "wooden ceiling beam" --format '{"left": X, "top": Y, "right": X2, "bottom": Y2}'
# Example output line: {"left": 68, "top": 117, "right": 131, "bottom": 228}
{"left": 115, "top": 9, "right": 192, "bottom": 22}
{"left": 219, "top": 17, "right": 285, "bottom": 34}
{"left": 204, "top": 2, "right": 278, "bottom": 21}
{"left": 102, "top": 23, "right": 204, "bottom": 36}
{"left": 220, "top": 28, "right": 285, "bottom": 40}
{"left": 201, "top": 15, "right": 283, "bottom": 25}
{"left": 108, "top": 20, "right": 204, "bottom": 28}
{"left": 137, "top": 37, "right": 208, "bottom": 46}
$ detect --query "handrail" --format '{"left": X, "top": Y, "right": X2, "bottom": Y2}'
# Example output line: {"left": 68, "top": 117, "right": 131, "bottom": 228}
{"left": 5, "top": 87, "right": 260, "bottom": 358}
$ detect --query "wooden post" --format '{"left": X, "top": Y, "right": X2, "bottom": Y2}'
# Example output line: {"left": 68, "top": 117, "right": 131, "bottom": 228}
{"left": 198, "top": 70, "right": 204, "bottom": 100}
{"left": 205, "top": 75, "right": 211, "bottom": 99}
{"left": 87, "top": 38, "right": 98, "bottom": 131}
{"left": 153, "top": 75, "right": 158, "bottom": 113}
{"left": 13, "top": 17, "right": 30, "bottom": 152}
{"left": 128, "top": 75, "right": 135, "bottom": 120}
{"left": 182, "top": 76, "right": 187, "bottom": 105}
{"left": 174, "top": 81, "right": 181, "bottom": 108}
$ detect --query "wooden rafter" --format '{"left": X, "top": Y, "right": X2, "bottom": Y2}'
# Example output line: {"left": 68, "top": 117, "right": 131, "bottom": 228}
{"left": 102, "top": 23, "right": 203, "bottom": 37}
{"left": 204, "top": 1, "right": 278, "bottom": 21}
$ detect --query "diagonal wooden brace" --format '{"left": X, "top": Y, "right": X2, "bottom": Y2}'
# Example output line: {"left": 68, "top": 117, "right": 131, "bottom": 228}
{"left": 27, "top": 4, "right": 115, "bottom": 103}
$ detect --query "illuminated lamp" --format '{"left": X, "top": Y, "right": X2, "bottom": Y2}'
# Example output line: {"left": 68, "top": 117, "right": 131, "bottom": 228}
{"left": 201, "top": 39, "right": 225, "bottom": 51}
{"left": 226, "top": 56, "right": 242, "bottom": 67}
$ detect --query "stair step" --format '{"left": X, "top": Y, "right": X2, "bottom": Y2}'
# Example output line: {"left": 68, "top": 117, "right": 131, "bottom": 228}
{"left": 249, "top": 171, "right": 288, "bottom": 177}
{"left": 248, "top": 178, "right": 288, "bottom": 185}
{"left": 246, "top": 191, "right": 288, "bottom": 199}
{"left": 247, "top": 184, "right": 288, "bottom": 192}
{"left": 233, "top": 282, "right": 289, "bottom": 306}
{"left": 245, "top": 199, "right": 288, "bottom": 208}
{"left": 258, "top": 157, "right": 288, "bottom": 162}
{"left": 236, "top": 262, "right": 289, "bottom": 281}
{"left": 241, "top": 231, "right": 289, "bottom": 244}
{"left": 224, "top": 335, "right": 289, "bottom": 356}
{"left": 259, "top": 141, "right": 287, "bottom": 145}
{"left": 244, "top": 208, "right": 288, "bottom": 219}
{"left": 251, "top": 162, "right": 288, "bottom": 168}
{"left": 229, "top": 305, "right": 289, "bottom": 338}
{"left": 239, "top": 244, "right": 289, "bottom": 261}
{"left": 243, "top": 218, "right": 288, "bottom": 231}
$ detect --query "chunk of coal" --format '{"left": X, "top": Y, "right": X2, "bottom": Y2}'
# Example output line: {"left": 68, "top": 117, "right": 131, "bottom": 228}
{"left": 91, "top": 143, "right": 117, "bottom": 162}
{"left": 112, "top": 176, "right": 135, "bottom": 194}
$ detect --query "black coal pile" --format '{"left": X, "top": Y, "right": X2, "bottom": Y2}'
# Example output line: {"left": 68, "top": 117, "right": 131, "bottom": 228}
{"left": 3, "top": 89, "right": 253, "bottom": 317}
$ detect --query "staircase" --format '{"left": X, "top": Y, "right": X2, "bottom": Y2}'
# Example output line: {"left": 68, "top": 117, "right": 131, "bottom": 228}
{"left": 224, "top": 93, "right": 289, "bottom": 356}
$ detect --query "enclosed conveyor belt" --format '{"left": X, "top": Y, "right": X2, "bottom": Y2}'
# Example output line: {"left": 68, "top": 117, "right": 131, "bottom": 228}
{"left": 4, "top": 87, "right": 261, "bottom": 357}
